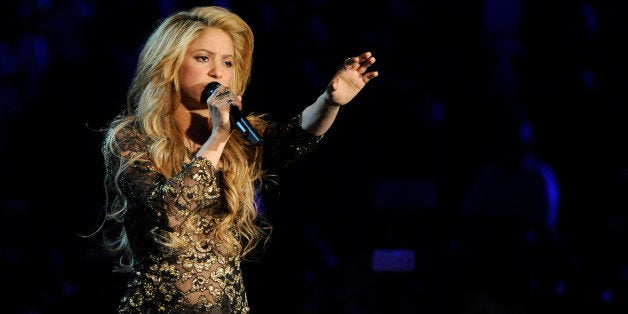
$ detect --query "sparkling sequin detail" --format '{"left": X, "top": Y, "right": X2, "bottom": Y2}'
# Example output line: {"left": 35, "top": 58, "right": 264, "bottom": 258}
{"left": 104, "top": 116, "right": 323, "bottom": 313}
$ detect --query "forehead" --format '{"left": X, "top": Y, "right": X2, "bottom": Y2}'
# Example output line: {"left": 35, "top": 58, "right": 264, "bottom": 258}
{"left": 188, "top": 27, "right": 234, "bottom": 55}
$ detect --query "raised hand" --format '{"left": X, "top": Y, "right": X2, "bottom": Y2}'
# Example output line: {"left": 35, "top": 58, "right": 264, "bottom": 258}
{"left": 326, "top": 51, "right": 379, "bottom": 107}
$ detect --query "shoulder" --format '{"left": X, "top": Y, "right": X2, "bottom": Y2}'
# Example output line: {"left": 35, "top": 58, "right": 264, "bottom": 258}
{"left": 104, "top": 120, "right": 148, "bottom": 154}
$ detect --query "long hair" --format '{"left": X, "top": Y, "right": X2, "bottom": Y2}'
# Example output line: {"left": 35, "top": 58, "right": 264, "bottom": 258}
{"left": 99, "top": 6, "right": 270, "bottom": 272}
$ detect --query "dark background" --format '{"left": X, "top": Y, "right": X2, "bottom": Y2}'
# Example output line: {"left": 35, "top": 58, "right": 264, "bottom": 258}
{"left": 2, "top": 0, "right": 628, "bottom": 313}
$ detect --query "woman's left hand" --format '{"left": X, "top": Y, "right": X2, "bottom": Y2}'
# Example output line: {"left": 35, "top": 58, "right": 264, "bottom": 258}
{"left": 326, "top": 51, "right": 378, "bottom": 107}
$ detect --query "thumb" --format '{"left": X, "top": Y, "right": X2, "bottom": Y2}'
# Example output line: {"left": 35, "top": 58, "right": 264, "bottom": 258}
{"left": 328, "top": 76, "right": 340, "bottom": 92}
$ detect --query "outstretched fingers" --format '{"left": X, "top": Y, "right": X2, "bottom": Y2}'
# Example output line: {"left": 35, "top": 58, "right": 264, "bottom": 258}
{"left": 355, "top": 52, "right": 378, "bottom": 81}
{"left": 345, "top": 52, "right": 377, "bottom": 78}
{"left": 362, "top": 69, "right": 379, "bottom": 83}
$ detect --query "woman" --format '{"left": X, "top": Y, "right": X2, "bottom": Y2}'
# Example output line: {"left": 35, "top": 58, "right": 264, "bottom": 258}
{"left": 99, "top": 5, "right": 377, "bottom": 313}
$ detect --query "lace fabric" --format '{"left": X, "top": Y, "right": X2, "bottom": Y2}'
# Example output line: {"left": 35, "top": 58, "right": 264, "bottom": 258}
{"left": 105, "top": 116, "right": 323, "bottom": 313}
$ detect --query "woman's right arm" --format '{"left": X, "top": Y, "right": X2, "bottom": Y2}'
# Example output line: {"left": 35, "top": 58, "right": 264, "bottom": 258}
{"left": 108, "top": 126, "right": 222, "bottom": 228}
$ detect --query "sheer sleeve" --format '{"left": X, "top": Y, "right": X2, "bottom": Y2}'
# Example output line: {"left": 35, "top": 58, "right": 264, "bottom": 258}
{"left": 262, "top": 115, "right": 325, "bottom": 171}
{"left": 107, "top": 125, "right": 222, "bottom": 232}
{"left": 106, "top": 116, "right": 325, "bottom": 312}
{"left": 106, "top": 125, "right": 247, "bottom": 312}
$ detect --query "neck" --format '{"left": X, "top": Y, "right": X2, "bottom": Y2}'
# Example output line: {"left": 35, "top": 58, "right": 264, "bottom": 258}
{"left": 174, "top": 105, "right": 211, "bottom": 151}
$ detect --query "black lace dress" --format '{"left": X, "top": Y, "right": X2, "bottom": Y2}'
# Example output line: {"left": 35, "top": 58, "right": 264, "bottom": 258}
{"left": 104, "top": 116, "right": 323, "bottom": 313}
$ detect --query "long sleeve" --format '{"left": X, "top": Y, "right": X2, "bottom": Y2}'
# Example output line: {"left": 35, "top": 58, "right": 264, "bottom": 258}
{"left": 106, "top": 124, "right": 248, "bottom": 313}
{"left": 261, "top": 115, "right": 325, "bottom": 172}
{"left": 104, "top": 115, "right": 326, "bottom": 313}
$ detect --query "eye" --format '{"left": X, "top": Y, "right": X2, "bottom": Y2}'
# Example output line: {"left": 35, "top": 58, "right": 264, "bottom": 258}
{"left": 195, "top": 56, "right": 209, "bottom": 62}
{"left": 223, "top": 60, "right": 233, "bottom": 67}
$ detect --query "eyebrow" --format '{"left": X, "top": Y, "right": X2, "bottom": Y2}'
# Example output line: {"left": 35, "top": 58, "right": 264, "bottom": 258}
{"left": 192, "top": 48, "right": 233, "bottom": 59}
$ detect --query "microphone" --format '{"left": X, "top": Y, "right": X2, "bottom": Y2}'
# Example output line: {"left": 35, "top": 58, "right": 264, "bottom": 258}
{"left": 201, "top": 82, "right": 263, "bottom": 146}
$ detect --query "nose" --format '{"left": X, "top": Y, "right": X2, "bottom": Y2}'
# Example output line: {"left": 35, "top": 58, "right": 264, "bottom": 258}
{"left": 208, "top": 61, "right": 223, "bottom": 79}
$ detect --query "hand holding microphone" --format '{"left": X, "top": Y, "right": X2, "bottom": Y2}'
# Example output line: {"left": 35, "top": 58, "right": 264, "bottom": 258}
{"left": 201, "top": 82, "right": 263, "bottom": 146}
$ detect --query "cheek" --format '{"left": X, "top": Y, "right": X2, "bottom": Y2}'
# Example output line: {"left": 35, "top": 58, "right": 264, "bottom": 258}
{"left": 177, "top": 67, "right": 189, "bottom": 87}
{"left": 179, "top": 65, "right": 200, "bottom": 85}
{"left": 177, "top": 68, "right": 199, "bottom": 102}
{"left": 178, "top": 67, "right": 204, "bottom": 94}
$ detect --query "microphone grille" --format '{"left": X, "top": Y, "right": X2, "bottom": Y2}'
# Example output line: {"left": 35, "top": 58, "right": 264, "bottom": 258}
{"left": 200, "top": 82, "right": 221, "bottom": 104}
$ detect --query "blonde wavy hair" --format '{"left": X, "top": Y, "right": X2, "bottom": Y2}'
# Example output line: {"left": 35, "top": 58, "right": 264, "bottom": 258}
{"left": 100, "top": 6, "right": 271, "bottom": 271}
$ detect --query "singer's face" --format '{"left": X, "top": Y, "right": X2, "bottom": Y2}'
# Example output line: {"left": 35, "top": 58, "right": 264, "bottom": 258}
{"left": 178, "top": 27, "right": 235, "bottom": 109}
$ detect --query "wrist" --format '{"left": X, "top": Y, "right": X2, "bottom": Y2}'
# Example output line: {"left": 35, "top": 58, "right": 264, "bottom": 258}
{"left": 322, "top": 93, "right": 341, "bottom": 108}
